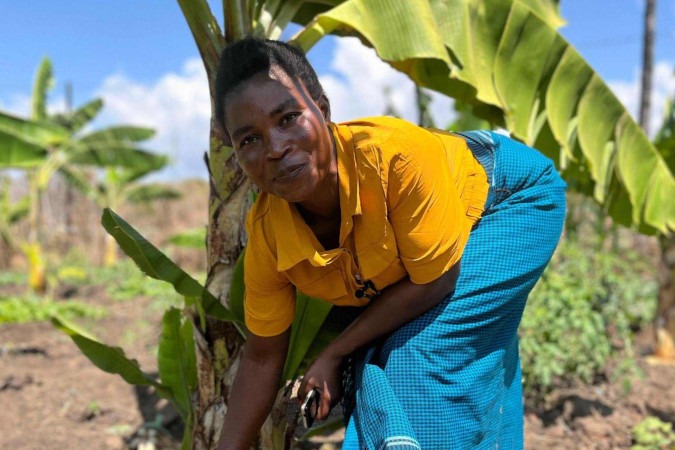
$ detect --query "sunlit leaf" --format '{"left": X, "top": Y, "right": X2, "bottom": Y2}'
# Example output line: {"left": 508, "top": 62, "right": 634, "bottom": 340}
{"left": 101, "top": 208, "right": 236, "bottom": 323}
{"left": 158, "top": 308, "right": 197, "bottom": 420}
{"left": 290, "top": 0, "right": 673, "bottom": 233}
{"left": 51, "top": 315, "right": 172, "bottom": 398}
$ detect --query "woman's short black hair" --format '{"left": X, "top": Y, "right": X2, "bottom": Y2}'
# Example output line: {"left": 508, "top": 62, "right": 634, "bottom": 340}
{"left": 214, "top": 37, "right": 325, "bottom": 126}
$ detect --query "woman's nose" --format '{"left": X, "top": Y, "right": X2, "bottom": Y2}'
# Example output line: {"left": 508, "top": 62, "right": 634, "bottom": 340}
{"left": 266, "top": 131, "right": 291, "bottom": 159}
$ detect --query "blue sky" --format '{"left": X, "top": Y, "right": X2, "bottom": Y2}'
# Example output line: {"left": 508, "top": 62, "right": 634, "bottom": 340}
{"left": 1, "top": 1, "right": 674, "bottom": 179}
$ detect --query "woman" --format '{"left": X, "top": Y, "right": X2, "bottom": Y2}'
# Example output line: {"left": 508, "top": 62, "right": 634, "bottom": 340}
{"left": 215, "top": 38, "right": 566, "bottom": 450}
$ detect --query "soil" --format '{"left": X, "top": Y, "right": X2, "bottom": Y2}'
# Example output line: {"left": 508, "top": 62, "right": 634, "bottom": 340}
{"left": 2, "top": 283, "right": 674, "bottom": 450}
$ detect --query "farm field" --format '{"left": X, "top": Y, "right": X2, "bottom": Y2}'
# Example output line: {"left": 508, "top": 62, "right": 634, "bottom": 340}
{"left": 1, "top": 181, "right": 674, "bottom": 450}
{"left": 2, "top": 277, "right": 675, "bottom": 449}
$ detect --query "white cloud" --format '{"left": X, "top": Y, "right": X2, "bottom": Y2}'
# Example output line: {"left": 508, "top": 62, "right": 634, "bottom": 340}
{"left": 94, "top": 58, "right": 211, "bottom": 180}
{"left": 0, "top": 91, "right": 67, "bottom": 118}
{"left": 608, "top": 60, "right": 675, "bottom": 137}
{"left": 93, "top": 39, "right": 460, "bottom": 181}
{"left": 318, "top": 37, "right": 455, "bottom": 127}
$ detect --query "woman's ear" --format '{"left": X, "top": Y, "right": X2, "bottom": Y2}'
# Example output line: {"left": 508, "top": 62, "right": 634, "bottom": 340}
{"left": 318, "top": 94, "right": 331, "bottom": 123}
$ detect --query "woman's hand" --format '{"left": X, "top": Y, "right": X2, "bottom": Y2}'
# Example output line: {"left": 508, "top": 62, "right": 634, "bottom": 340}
{"left": 298, "top": 350, "right": 344, "bottom": 420}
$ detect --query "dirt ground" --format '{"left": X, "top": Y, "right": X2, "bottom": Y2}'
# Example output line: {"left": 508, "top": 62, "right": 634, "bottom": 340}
{"left": 1, "top": 282, "right": 674, "bottom": 450}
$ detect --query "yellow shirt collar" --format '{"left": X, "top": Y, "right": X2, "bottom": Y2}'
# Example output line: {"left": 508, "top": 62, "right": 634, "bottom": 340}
{"left": 270, "top": 123, "right": 361, "bottom": 271}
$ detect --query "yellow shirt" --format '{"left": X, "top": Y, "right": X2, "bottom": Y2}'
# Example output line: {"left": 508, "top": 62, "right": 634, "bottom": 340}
{"left": 244, "top": 116, "right": 488, "bottom": 336}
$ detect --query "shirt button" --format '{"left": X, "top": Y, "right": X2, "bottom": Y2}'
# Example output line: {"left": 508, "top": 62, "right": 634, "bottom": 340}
{"left": 355, "top": 289, "right": 365, "bottom": 298}
{"left": 355, "top": 275, "right": 362, "bottom": 282}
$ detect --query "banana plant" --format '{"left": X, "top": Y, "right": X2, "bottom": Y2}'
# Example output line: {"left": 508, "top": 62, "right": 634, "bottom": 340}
{"left": 0, "top": 57, "right": 167, "bottom": 291}
{"left": 54, "top": 208, "right": 337, "bottom": 448}
{"left": 64, "top": 162, "right": 180, "bottom": 266}
{"left": 0, "top": 176, "right": 29, "bottom": 268}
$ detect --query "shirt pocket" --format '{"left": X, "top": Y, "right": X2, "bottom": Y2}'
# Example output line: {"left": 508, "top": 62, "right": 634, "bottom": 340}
{"left": 294, "top": 267, "right": 351, "bottom": 303}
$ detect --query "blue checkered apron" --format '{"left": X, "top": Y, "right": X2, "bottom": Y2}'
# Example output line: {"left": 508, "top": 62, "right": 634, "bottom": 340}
{"left": 341, "top": 131, "right": 567, "bottom": 449}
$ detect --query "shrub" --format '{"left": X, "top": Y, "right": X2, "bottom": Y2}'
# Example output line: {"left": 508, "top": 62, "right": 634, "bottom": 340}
{"left": 520, "top": 234, "right": 657, "bottom": 403}
{"left": 631, "top": 416, "right": 675, "bottom": 449}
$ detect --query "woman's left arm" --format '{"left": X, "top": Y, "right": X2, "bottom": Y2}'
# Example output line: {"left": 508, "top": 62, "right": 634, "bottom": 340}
{"left": 299, "top": 262, "right": 460, "bottom": 419}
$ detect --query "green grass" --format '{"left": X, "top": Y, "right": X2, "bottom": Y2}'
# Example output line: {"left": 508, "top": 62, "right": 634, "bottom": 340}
{"left": 87, "top": 259, "right": 189, "bottom": 307}
{"left": 0, "top": 295, "right": 106, "bottom": 324}
{"left": 0, "top": 270, "right": 26, "bottom": 287}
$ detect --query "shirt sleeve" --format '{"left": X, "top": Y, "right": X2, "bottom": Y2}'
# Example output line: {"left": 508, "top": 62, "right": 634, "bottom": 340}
{"left": 243, "top": 219, "right": 296, "bottom": 337}
{"left": 387, "top": 133, "right": 470, "bottom": 285}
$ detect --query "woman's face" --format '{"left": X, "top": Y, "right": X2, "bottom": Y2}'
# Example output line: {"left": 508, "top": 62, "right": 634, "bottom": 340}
{"left": 224, "top": 68, "right": 334, "bottom": 204}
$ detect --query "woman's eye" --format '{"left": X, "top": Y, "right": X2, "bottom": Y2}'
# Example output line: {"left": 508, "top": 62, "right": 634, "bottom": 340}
{"left": 280, "top": 112, "right": 300, "bottom": 126}
{"left": 240, "top": 135, "right": 259, "bottom": 147}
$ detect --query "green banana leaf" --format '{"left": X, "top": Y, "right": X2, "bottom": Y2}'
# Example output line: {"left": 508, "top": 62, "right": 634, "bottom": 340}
{"left": 67, "top": 142, "right": 167, "bottom": 170}
{"left": 289, "top": 0, "right": 674, "bottom": 234}
{"left": 229, "top": 248, "right": 335, "bottom": 381}
{"left": 69, "top": 98, "right": 105, "bottom": 133}
{"left": 654, "top": 98, "right": 675, "bottom": 173}
{"left": 158, "top": 308, "right": 198, "bottom": 420}
{"left": 52, "top": 99, "right": 104, "bottom": 133}
{"left": 0, "top": 111, "right": 70, "bottom": 167}
{"left": 282, "top": 293, "right": 333, "bottom": 381}
{"left": 229, "top": 249, "right": 247, "bottom": 325}
{"left": 79, "top": 125, "right": 156, "bottom": 145}
{"left": 101, "top": 208, "right": 237, "bottom": 323}
{"left": 51, "top": 315, "right": 172, "bottom": 398}
{"left": 31, "top": 57, "right": 53, "bottom": 122}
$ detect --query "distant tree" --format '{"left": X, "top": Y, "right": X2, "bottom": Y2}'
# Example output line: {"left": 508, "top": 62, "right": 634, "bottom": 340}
{"left": 0, "top": 176, "right": 29, "bottom": 268}
{"left": 0, "top": 57, "right": 167, "bottom": 291}
{"left": 66, "top": 164, "right": 181, "bottom": 266}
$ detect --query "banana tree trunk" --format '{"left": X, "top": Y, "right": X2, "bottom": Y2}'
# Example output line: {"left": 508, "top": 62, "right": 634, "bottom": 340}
{"left": 26, "top": 173, "right": 46, "bottom": 293}
{"left": 193, "top": 120, "right": 249, "bottom": 450}
{"left": 174, "top": 2, "right": 261, "bottom": 448}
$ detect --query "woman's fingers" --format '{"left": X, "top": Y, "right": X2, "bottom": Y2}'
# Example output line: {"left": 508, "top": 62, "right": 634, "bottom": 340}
{"left": 318, "top": 382, "right": 332, "bottom": 419}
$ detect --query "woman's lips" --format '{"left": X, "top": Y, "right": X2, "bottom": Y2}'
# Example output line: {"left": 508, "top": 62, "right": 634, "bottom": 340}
{"left": 274, "top": 163, "right": 305, "bottom": 182}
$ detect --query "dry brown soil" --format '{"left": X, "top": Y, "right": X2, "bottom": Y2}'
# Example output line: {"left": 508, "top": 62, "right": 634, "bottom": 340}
{"left": 2, "top": 284, "right": 674, "bottom": 450}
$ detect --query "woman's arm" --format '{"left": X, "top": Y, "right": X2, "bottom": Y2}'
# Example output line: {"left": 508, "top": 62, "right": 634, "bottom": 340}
{"left": 217, "top": 328, "right": 291, "bottom": 450}
{"left": 299, "top": 262, "right": 460, "bottom": 419}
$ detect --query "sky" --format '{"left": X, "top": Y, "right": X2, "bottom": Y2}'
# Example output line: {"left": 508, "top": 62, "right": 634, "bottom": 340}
{"left": 1, "top": 0, "right": 674, "bottom": 180}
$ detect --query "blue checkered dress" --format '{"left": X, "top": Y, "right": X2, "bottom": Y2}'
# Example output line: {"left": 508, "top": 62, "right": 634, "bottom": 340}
{"left": 341, "top": 131, "right": 567, "bottom": 449}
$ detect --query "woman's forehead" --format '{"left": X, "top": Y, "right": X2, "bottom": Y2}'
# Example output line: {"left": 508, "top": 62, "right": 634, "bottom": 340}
{"left": 226, "top": 71, "right": 310, "bottom": 113}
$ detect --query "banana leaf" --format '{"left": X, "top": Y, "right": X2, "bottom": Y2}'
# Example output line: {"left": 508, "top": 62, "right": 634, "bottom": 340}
{"left": 78, "top": 125, "right": 155, "bottom": 145}
{"left": 52, "top": 315, "right": 172, "bottom": 398}
{"left": 51, "top": 99, "right": 104, "bottom": 133}
{"left": 229, "top": 247, "right": 335, "bottom": 381}
{"left": 101, "top": 208, "right": 237, "bottom": 323}
{"left": 289, "top": 0, "right": 674, "bottom": 234}
{"left": 0, "top": 111, "right": 71, "bottom": 167}
{"left": 158, "top": 308, "right": 198, "bottom": 420}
